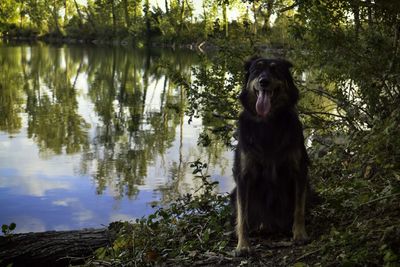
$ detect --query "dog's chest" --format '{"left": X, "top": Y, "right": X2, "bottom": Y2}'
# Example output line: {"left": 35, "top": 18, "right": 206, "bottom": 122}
{"left": 241, "top": 120, "right": 284, "bottom": 154}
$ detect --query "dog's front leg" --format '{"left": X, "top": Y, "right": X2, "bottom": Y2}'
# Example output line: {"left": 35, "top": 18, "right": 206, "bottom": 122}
{"left": 235, "top": 177, "right": 251, "bottom": 255}
{"left": 292, "top": 178, "right": 308, "bottom": 244}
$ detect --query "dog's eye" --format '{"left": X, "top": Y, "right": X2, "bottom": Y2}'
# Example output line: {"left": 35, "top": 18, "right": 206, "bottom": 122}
{"left": 255, "top": 61, "right": 265, "bottom": 69}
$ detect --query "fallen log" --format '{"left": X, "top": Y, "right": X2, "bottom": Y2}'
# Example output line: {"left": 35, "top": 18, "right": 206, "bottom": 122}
{"left": 0, "top": 224, "right": 119, "bottom": 267}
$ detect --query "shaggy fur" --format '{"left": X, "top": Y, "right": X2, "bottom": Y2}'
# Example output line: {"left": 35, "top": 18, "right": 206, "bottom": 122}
{"left": 232, "top": 57, "right": 310, "bottom": 254}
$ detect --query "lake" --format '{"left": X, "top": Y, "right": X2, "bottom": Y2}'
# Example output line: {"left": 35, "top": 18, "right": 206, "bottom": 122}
{"left": 0, "top": 42, "right": 234, "bottom": 233}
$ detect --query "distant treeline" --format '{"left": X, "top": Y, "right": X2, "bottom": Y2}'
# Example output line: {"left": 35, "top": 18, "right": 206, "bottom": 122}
{"left": 0, "top": 0, "right": 399, "bottom": 46}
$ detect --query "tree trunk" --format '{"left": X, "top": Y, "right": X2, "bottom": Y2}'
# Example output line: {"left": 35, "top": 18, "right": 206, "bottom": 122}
{"left": 123, "top": 0, "right": 130, "bottom": 28}
{"left": 0, "top": 227, "right": 118, "bottom": 267}
{"left": 222, "top": 3, "right": 228, "bottom": 38}
{"left": 203, "top": 2, "right": 208, "bottom": 39}
{"left": 179, "top": 0, "right": 186, "bottom": 37}
{"left": 144, "top": 0, "right": 151, "bottom": 41}
{"left": 73, "top": 0, "right": 84, "bottom": 28}
{"left": 111, "top": 0, "right": 117, "bottom": 35}
{"left": 185, "top": 0, "right": 193, "bottom": 24}
{"left": 366, "top": 0, "right": 373, "bottom": 27}
{"left": 263, "top": 0, "right": 274, "bottom": 32}
{"left": 19, "top": 0, "right": 25, "bottom": 28}
{"left": 133, "top": 0, "right": 138, "bottom": 23}
{"left": 252, "top": 1, "right": 258, "bottom": 35}
{"left": 351, "top": 1, "right": 361, "bottom": 37}
{"left": 52, "top": 0, "right": 61, "bottom": 34}
{"left": 165, "top": 0, "right": 169, "bottom": 14}
{"left": 63, "top": 0, "right": 68, "bottom": 27}
{"left": 85, "top": 6, "right": 98, "bottom": 33}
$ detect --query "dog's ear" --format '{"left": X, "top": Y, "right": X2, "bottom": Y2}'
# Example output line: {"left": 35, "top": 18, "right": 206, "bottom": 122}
{"left": 243, "top": 56, "right": 261, "bottom": 87}
{"left": 277, "top": 58, "right": 293, "bottom": 69}
{"left": 278, "top": 59, "right": 299, "bottom": 105}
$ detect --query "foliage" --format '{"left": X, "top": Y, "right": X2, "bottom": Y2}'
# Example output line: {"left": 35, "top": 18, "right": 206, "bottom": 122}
{"left": 0, "top": 0, "right": 18, "bottom": 29}
{"left": 289, "top": 0, "right": 400, "bottom": 131}
{"left": 186, "top": 44, "right": 254, "bottom": 147}
{"left": 1, "top": 223, "right": 16, "bottom": 236}
{"left": 0, "top": 0, "right": 298, "bottom": 46}
{"left": 305, "top": 107, "right": 400, "bottom": 266}
{"left": 87, "top": 160, "right": 232, "bottom": 266}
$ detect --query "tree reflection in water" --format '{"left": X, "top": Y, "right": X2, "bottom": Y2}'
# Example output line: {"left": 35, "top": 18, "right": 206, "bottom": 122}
{"left": 0, "top": 43, "right": 232, "bottom": 206}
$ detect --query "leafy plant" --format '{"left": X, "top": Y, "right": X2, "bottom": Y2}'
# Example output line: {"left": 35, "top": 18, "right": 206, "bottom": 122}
{"left": 88, "top": 160, "right": 232, "bottom": 266}
{"left": 1, "top": 223, "right": 16, "bottom": 236}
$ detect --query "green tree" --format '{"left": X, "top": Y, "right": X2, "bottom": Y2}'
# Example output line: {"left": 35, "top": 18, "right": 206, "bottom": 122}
{"left": 0, "top": 0, "right": 19, "bottom": 31}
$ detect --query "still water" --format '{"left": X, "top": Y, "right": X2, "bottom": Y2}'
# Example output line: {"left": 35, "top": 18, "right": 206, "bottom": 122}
{"left": 0, "top": 42, "right": 234, "bottom": 233}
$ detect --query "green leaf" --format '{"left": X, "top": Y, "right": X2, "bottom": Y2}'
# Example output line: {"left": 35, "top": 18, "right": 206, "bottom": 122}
{"left": 9, "top": 223, "right": 16, "bottom": 231}
{"left": 383, "top": 249, "right": 398, "bottom": 263}
{"left": 1, "top": 225, "right": 8, "bottom": 234}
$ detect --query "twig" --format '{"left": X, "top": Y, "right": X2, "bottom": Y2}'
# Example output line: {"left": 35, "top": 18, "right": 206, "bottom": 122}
{"left": 212, "top": 111, "right": 238, "bottom": 120}
{"left": 359, "top": 192, "right": 400, "bottom": 207}
{"left": 301, "top": 110, "right": 348, "bottom": 119}
{"left": 295, "top": 248, "right": 323, "bottom": 262}
{"left": 262, "top": 241, "right": 294, "bottom": 248}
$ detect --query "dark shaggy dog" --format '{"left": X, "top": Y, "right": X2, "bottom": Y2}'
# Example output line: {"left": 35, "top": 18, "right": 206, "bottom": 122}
{"left": 232, "top": 57, "right": 309, "bottom": 255}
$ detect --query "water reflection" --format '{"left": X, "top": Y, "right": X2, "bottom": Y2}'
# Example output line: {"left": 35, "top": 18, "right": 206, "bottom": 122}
{"left": 0, "top": 42, "right": 233, "bottom": 232}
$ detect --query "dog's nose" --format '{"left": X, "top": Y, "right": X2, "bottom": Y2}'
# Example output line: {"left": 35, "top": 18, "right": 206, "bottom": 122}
{"left": 259, "top": 77, "right": 270, "bottom": 87}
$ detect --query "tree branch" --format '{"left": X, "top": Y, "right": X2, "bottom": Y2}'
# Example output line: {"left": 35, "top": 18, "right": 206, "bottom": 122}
{"left": 278, "top": 1, "right": 302, "bottom": 13}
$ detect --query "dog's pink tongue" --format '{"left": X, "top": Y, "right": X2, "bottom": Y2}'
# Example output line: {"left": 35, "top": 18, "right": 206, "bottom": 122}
{"left": 256, "top": 91, "right": 271, "bottom": 118}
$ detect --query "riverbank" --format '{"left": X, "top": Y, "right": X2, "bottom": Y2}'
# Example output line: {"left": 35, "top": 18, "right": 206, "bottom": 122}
{"left": 0, "top": 34, "right": 221, "bottom": 53}
{"left": 0, "top": 226, "right": 119, "bottom": 267}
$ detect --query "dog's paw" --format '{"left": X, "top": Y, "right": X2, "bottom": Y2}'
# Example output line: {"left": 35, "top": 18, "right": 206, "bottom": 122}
{"left": 234, "top": 237, "right": 252, "bottom": 257}
{"left": 292, "top": 231, "right": 309, "bottom": 245}
{"left": 233, "top": 246, "right": 252, "bottom": 257}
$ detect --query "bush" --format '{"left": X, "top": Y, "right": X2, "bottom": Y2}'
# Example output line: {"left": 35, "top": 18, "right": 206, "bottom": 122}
{"left": 88, "top": 160, "right": 232, "bottom": 266}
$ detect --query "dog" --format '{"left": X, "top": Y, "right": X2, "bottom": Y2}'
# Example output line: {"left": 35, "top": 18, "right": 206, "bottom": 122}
{"left": 231, "top": 57, "right": 310, "bottom": 255}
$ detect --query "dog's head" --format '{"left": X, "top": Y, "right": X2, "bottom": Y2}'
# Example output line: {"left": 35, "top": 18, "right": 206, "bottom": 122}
{"left": 239, "top": 57, "right": 299, "bottom": 119}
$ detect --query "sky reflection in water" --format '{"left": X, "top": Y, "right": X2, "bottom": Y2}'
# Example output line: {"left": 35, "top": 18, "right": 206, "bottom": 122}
{"left": 0, "top": 43, "right": 234, "bottom": 232}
